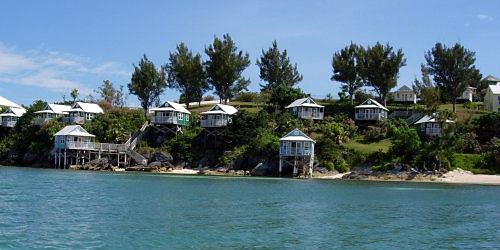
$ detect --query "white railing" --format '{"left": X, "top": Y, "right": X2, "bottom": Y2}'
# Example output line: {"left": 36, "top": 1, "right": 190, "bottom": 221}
{"left": 55, "top": 141, "right": 128, "bottom": 152}
{"left": 62, "top": 117, "right": 85, "bottom": 124}
{"left": 201, "top": 119, "right": 228, "bottom": 128}
{"left": 355, "top": 113, "right": 383, "bottom": 120}
{"left": 280, "top": 147, "right": 311, "bottom": 156}
{"left": 299, "top": 112, "right": 324, "bottom": 120}
{"left": 425, "top": 128, "right": 441, "bottom": 137}
{"left": 1, "top": 121, "right": 17, "bottom": 128}
{"left": 150, "top": 116, "right": 177, "bottom": 124}
{"left": 34, "top": 117, "right": 53, "bottom": 125}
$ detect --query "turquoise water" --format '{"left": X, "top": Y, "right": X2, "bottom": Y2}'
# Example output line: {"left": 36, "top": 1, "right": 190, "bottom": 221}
{"left": 0, "top": 167, "right": 499, "bottom": 249}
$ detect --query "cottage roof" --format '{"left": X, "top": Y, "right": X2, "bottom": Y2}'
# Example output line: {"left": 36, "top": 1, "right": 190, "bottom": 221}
{"left": 488, "top": 84, "right": 500, "bottom": 94}
{"left": 0, "top": 107, "right": 26, "bottom": 117}
{"left": 54, "top": 125, "right": 95, "bottom": 137}
{"left": 0, "top": 96, "right": 22, "bottom": 109}
{"left": 355, "top": 98, "right": 389, "bottom": 111}
{"left": 71, "top": 102, "right": 104, "bottom": 114}
{"left": 35, "top": 104, "right": 72, "bottom": 114}
{"left": 415, "top": 114, "right": 454, "bottom": 124}
{"left": 201, "top": 104, "right": 238, "bottom": 115}
{"left": 396, "top": 85, "right": 413, "bottom": 92}
{"left": 150, "top": 101, "right": 191, "bottom": 114}
{"left": 285, "top": 97, "right": 324, "bottom": 109}
{"left": 484, "top": 74, "right": 500, "bottom": 82}
{"left": 280, "top": 128, "right": 315, "bottom": 142}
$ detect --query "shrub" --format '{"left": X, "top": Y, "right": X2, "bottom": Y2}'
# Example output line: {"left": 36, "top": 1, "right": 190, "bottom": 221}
{"left": 473, "top": 112, "right": 500, "bottom": 143}
{"left": 388, "top": 127, "right": 421, "bottom": 162}
{"left": 454, "top": 132, "right": 481, "bottom": 154}
{"left": 202, "top": 95, "right": 215, "bottom": 101}
{"left": 364, "top": 126, "right": 386, "bottom": 142}
{"left": 235, "top": 92, "right": 259, "bottom": 102}
{"left": 334, "top": 159, "right": 349, "bottom": 173}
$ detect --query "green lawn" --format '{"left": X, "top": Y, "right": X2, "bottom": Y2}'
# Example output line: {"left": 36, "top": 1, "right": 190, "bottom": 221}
{"left": 346, "top": 137, "right": 392, "bottom": 154}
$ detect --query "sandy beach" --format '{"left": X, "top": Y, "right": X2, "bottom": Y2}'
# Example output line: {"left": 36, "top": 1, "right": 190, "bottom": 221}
{"left": 314, "top": 168, "right": 500, "bottom": 185}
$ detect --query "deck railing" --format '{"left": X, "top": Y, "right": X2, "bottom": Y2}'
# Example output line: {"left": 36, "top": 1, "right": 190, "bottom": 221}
{"left": 1, "top": 121, "right": 17, "bottom": 128}
{"left": 34, "top": 117, "right": 53, "bottom": 125}
{"left": 62, "top": 117, "right": 85, "bottom": 124}
{"left": 355, "top": 113, "right": 383, "bottom": 120}
{"left": 280, "top": 147, "right": 311, "bottom": 156}
{"left": 298, "top": 112, "right": 324, "bottom": 120}
{"left": 201, "top": 119, "right": 228, "bottom": 128}
{"left": 55, "top": 141, "right": 128, "bottom": 152}
{"left": 425, "top": 128, "right": 441, "bottom": 137}
{"left": 150, "top": 116, "right": 177, "bottom": 125}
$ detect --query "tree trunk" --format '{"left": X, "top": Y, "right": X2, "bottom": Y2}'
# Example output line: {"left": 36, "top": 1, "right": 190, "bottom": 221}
{"left": 350, "top": 93, "right": 354, "bottom": 105}
{"left": 452, "top": 98, "right": 456, "bottom": 113}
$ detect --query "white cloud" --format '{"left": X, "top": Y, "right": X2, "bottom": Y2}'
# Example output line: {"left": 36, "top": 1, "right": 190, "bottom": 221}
{"left": 476, "top": 14, "right": 493, "bottom": 21}
{"left": 0, "top": 42, "right": 130, "bottom": 94}
{"left": 0, "top": 45, "right": 38, "bottom": 73}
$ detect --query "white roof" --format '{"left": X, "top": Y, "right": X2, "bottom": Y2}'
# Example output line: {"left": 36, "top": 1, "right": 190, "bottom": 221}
{"left": 0, "top": 96, "right": 22, "bottom": 109}
{"left": 35, "top": 104, "right": 72, "bottom": 114}
{"left": 355, "top": 98, "right": 389, "bottom": 111}
{"left": 484, "top": 75, "right": 500, "bottom": 82}
{"left": 286, "top": 97, "right": 324, "bottom": 109}
{"left": 201, "top": 104, "right": 238, "bottom": 115}
{"left": 54, "top": 125, "right": 95, "bottom": 137}
{"left": 150, "top": 101, "right": 191, "bottom": 114}
{"left": 71, "top": 102, "right": 104, "bottom": 114}
{"left": 395, "top": 85, "right": 414, "bottom": 92}
{"left": 488, "top": 84, "right": 500, "bottom": 94}
{"left": 0, "top": 107, "right": 26, "bottom": 117}
{"left": 280, "top": 128, "right": 315, "bottom": 142}
{"left": 415, "top": 114, "right": 454, "bottom": 124}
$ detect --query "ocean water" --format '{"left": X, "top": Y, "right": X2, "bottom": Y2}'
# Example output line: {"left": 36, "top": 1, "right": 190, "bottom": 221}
{"left": 0, "top": 166, "right": 499, "bottom": 249}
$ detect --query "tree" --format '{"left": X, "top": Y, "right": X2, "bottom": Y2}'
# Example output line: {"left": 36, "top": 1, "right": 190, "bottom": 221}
{"left": 269, "top": 84, "right": 307, "bottom": 110}
{"left": 256, "top": 40, "right": 303, "bottom": 91}
{"left": 205, "top": 34, "right": 251, "bottom": 104}
{"left": 96, "top": 80, "right": 127, "bottom": 107}
{"left": 331, "top": 42, "right": 364, "bottom": 105}
{"left": 165, "top": 43, "right": 209, "bottom": 108}
{"left": 413, "top": 65, "right": 440, "bottom": 111}
{"left": 70, "top": 88, "right": 79, "bottom": 103}
{"left": 128, "top": 54, "right": 167, "bottom": 116}
{"left": 360, "top": 42, "right": 406, "bottom": 106}
{"left": 424, "top": 43, "right": 482, "bottom": 112}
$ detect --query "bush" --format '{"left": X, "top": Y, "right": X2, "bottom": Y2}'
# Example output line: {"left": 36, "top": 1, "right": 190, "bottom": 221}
{"left": 473, "top": 112, "right": 500, "bottom": 143}
{"left": 388, "top": 127, "right": 421, "bottom": 162}
{"left": 334, "top": 159, "right": 349, "bottom": 173}
{"left": 454, "top": 132, "right": 481, "bottom": 154}
{"left": 235, "top": 92, "right": 259, "bottom": 102}
{"left": 364, "top": 126, "right": 386, "bottom": 142}
{"left": 203, "top": 95, "right": 215, "bottom": 101}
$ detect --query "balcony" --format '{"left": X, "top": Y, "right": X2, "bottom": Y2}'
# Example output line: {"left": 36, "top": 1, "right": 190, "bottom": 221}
{"left": 62, "top": 116, "right": 85, "bottom": 124}
{"left": 1, "top": 120, "right": 17, "bottom": 128}
{"left": 298, "top": 112, "right": 324, "bottom": 120}
{"left": 355, "top": 113, "right": 384, "bottom": 121}
{"left": 150, "top": 116, "right": 177, "bottom": 125}
{"left": 34, "top": 117, "right": 53, "bottom": 125}
{"left": 280, "top": 147, "right": 311, "bottom": 156}
{"left": 425, "top": 128, "right": 442, "bottom": 137}
{"left": 54, "top": 141, "right": 128, "bottom": 152}
{"left": 201, "top": 119, "right": 228, "bottom": 128}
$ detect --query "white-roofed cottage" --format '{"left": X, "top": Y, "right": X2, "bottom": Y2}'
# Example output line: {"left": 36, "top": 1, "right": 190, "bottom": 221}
{"left": 285, "top": 97, "right": 324, "bottom": 120}
{"left": 392, "top": 85, "right": 416, "bottom": 104}
{"left": 34, "top": 104, "right": 72, "bottom": 125}
{"left": 279, "top": 128, "right": 315, "bottom": 177}
{"left": 200, "top": 104, "right": 237, "bottom": 128}
{"left": 414, "top": 114, "right": 454, "bottom": 137}
{"left": 484, "top": 84, "right": 500, "bottom": 112}
{"left": 64, "top": 102, "right": 104, "bottom": 124}
{"left": 354, "top": 98, "right": 389, "bottom": 121}
{"left": 1, "top": 107, "right": 26, "bottom": 128}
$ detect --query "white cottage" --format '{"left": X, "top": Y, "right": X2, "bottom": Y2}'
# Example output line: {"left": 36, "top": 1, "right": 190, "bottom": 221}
{"left": 34, "top": 104, "right": 72, "bottom": 125}
{"left": 0, "top": 107, "right": 26, "bottom": 128}
{"left": 200, "top": 104, "right": 237, "bottom": 128}
{"left": 64, "top": 102, "right": 104, "bottom": 124}
{"left": 279, "top": 128, "right": 315, "bottom": 177}
{"left": 414, "top": 114, "right": 454, "bottom": 137}
{"left": 54, "top": 125, "right": 96, "bottom": 150}
{"left": 392, "top": 85, "right": 416, "bottom": 104}
{"left": 484, "top": 84, "right": 500, "bottom": 112}
{"left": 355, "top": 99, "right": 389, "bottom": 121}
{"left": 286, "top": 97, "right": 324, "bottom": 120}
{"left": 458, "top": 87, "right": 476, "bottom": 102}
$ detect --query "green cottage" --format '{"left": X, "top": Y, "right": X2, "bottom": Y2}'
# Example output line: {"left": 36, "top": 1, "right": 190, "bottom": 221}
{"left": 150, "top": 101, "right": 191, "bottom": 134}
{"left": 285, "top": 97, "right": 324, "bottom": 120}
{"left": 355, "top": 98, "right": 389, "bottom": 121}
{"left": 414, "top": 114, "right": 454, "bottom": 137}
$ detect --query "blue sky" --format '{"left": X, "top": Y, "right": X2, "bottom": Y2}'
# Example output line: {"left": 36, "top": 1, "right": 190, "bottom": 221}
{"left": 0, "top": 0, "right": 499, "bottom": 106}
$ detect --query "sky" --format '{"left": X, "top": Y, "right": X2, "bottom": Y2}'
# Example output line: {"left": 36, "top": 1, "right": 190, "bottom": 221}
{"left": 0, "top": 0, "right": 499, "bottom": 107}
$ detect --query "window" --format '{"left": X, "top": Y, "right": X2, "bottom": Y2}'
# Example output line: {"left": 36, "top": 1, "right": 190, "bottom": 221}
{"left": 304, "top": 142, "right": 310, "bottom": 151}
{"left": 178, "top": 112, "right": 182, "bottom": 120}
{"left": 186, "top": 115, "right": 189, "bottom": 121}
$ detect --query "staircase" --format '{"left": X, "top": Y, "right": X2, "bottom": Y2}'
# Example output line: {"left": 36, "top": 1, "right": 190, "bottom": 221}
{"left": 124, "top": 122, "right": 150, "bottom": 166}
{"left": 405, "top": 113, "right": 425, "bottom": 125}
